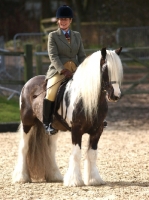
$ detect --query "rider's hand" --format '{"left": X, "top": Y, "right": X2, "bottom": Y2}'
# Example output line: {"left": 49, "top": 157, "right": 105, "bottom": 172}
{"left": 60, "top": 69, "right": 73, "bottom": 79}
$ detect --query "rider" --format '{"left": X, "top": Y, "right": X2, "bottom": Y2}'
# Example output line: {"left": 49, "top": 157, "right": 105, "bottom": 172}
{"left": 43, "top": 5, "right": 86, "bottom": 135}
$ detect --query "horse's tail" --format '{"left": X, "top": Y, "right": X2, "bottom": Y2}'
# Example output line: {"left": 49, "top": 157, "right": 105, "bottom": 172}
{"left": 19, "top": 120, "right": 61, "bottom": 182}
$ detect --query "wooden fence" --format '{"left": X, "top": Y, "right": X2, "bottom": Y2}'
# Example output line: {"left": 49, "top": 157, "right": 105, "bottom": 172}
{"left": 0, "top": 44, "right": 33, "bottom": 85}
{"left": 120, "top": 49, "right": 149, "bottom": 95}
{"left": 116, "top": 27, "right": 149, "bottom": 95}
{"left": 0, "top": 44, "right": 149, "bottom": 97}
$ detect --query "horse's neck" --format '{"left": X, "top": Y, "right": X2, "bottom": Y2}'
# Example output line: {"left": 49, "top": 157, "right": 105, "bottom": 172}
{"left": 99, "top": 91, "right": 106, "bottom": 104}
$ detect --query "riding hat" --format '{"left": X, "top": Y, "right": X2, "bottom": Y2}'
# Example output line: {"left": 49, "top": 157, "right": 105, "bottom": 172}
{"left": 56, "top": 5, "right": 73, "bottom": 18}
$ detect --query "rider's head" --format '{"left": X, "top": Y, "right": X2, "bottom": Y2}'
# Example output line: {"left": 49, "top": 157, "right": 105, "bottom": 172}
{"left": 56, "top": 5, "right": 73, "bottom": 31}
{"left": 56, "top": 5, "right": 73, "bottom": 19}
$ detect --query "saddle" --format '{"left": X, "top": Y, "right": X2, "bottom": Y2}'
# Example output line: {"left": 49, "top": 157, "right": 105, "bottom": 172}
{"left": 52, "top": 79, "right": 71, "bottom": 132}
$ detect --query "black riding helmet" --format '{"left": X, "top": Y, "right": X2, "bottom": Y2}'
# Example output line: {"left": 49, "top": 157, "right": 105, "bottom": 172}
{"left": 56, "top": 5, "right": 73, "bottom": 18}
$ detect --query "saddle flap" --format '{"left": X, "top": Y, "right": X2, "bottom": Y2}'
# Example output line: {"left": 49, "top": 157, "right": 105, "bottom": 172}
{"left": 54, "top": 79, "right": 68, "bottom": 113}
{"left": 52, "top": 79, "right": 71, "bottom": 132}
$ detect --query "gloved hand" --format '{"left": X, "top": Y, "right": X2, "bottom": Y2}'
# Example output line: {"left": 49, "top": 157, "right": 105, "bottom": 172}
{"left": 60, "top": 69, "right": 73, "bottom": 79}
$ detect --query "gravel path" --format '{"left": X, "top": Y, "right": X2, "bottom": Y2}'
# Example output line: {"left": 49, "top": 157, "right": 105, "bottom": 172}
{"left": 0, "top": 94, "right": 149, "bottom": 200}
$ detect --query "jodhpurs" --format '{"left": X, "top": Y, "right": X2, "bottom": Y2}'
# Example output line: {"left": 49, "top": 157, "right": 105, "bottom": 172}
{"left": 45, "top": 61, "right": 77, "bottom": 101}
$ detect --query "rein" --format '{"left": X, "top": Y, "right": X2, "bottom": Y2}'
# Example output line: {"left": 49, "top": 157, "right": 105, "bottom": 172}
{"left": 111, "top": 81, "right": 117, "bottom": 84}
{"left": 33, "top": 77, "right": 66, "bottom": 99}
{"left": 102, "top": 80, "right": 117, "bottom": 91}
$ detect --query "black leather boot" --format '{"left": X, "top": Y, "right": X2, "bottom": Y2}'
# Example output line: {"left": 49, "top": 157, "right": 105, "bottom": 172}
{"left": 43, "top": 99, "right": 58, "bottom": 135}
{"left": 103, "top": 120, "right": 107, "bottom": 128}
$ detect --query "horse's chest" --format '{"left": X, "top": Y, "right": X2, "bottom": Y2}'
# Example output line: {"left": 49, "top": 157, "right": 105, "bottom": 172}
{"left": 99, "top": 101, "right": 108, "bottom": 113}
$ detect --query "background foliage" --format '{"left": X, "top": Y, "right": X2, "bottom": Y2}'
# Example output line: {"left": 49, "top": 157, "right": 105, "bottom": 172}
{"left": 0, "top": 0, "right": 149, "bottom": 40}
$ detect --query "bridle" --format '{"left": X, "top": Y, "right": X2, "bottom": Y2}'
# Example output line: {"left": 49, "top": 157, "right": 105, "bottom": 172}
{"left": 101, "top": 62, "right": 117, "bottom": 92}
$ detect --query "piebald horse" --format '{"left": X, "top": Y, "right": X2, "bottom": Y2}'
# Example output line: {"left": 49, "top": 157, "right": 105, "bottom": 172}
{"left": 12, "top": 47, "right": 123, "bottom": 186}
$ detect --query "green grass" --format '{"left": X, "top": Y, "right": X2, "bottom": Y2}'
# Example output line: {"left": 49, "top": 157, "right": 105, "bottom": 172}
{"left": 0, "top": 96, "right": 20, "bottom": 122}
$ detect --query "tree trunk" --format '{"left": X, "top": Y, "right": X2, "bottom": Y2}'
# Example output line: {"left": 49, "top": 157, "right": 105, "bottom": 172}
{"left": 42, "top": 0, "right": 51, "bottom": 19}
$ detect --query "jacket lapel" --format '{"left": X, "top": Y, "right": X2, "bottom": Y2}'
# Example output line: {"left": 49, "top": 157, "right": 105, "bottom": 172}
{"left": 70, "top": 30, "right": 76, "bottom": 47}
{"left": 57, "top": 28, "right": 71, "bottom": 48}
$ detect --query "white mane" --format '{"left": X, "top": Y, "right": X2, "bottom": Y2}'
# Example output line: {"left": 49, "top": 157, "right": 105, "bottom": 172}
{"left": 70, "top": 50, "right": 123, "bottom": 121}
{"left": 106, "top": 50, "right": 123, "bottom": 85}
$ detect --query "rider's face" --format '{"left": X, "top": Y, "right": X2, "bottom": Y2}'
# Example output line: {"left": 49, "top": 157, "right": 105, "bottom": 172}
{"left": 57, "top": 18, "right": 72, "bottom": 31}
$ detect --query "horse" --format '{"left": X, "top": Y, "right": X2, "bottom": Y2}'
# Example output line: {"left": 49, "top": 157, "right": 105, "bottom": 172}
{"left": 12, "top": 47, "right": 123, "bottom": 186}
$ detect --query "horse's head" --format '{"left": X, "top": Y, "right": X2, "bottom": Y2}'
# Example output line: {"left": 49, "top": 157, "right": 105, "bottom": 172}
{"left": 101, "top": 47, "right": 123, "bottom": 102}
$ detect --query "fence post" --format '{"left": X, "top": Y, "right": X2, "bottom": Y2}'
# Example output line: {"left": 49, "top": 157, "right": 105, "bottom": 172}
{"left": 36, "top": 44, "right": 42, "bottom": 75}
{"left": 24, "top": 44, "right": 33, "bottom": 82}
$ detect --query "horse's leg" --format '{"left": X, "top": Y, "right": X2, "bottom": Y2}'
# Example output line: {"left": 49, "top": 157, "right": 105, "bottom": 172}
{"left": 84, "top": 128, "right": 105, "bottom": 186}
{"left": 12, "top": 123, "right": 32, "bottom": 183}
{"left": 64, "top": 125, "right": 84, "bottom": 186}
{"left": 45, "top": 133, "right": 63, "bottom": 182}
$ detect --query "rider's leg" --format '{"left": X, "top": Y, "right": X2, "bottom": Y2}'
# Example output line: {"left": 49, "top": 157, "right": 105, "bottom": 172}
{"left": 43, "top": 62, "right": 76, "bottom": 135}
{"left": 43, "top": 73, "right": 64, "bottom": 135}
{"left": 43, "top": 99, "right": 57, "bottom": 134}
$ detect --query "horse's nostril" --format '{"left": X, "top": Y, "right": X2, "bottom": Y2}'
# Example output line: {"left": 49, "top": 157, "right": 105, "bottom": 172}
{"left": 114, "top": 96, "right": 120, "bottom": 101}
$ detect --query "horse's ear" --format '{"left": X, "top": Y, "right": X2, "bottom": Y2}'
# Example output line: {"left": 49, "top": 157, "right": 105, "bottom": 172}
{"left": 115, "top": 47, "right": 122, "bottom": 55}
{"left": 101, "top": 47, "right": 107, "bottom": 60}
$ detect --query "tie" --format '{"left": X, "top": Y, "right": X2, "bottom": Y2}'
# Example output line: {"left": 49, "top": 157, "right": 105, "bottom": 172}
{"left": 65, "top": 32, "right": 70, "bottom": 38}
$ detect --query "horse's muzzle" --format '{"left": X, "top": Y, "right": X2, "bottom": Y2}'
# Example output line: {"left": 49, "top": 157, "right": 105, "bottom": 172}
{"left": 107, "top": 91, "right": 121, "bottom": 102}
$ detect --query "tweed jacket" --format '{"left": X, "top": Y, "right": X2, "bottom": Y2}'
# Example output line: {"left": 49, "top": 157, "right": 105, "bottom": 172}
{"left": 46, "top": 28, "right": 86, "bottom": 79}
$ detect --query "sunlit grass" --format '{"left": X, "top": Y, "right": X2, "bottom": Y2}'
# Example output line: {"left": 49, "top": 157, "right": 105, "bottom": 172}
{"left": 0, "top": 96, "right": 20, "bottom": 122}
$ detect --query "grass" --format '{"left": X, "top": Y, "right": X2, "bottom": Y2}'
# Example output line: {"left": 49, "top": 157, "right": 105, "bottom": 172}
{"left": 0, "top": 96, "right": 20, "bottom": 122}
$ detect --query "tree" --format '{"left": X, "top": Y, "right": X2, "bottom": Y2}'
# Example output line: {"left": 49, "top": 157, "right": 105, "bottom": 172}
{"left": 42, "top": 0, "right": 52, "bottom": 18}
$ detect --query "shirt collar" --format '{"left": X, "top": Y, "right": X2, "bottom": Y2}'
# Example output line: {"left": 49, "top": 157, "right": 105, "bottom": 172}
{"left": 62, "top": 29, "right": 70, "bottom": 35}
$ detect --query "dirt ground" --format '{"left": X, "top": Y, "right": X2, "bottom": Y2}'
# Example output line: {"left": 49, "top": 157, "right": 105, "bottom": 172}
{"left": 0, "top": 93, "right": 149, "bottom": 200}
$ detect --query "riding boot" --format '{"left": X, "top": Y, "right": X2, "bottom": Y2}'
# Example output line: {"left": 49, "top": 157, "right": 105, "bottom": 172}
{"left": 43, "top": 98, "right": 58, "bottom": 135}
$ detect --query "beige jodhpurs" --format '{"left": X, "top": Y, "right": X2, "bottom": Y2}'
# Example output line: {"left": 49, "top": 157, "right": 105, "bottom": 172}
{"left": 45, "top": 61, "right": 77, "bottom": 101}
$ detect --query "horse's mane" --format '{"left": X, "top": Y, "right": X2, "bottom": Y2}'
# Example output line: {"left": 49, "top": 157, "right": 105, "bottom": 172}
{"left": 70, "top": 50, "right": 123, "bottom": 122}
